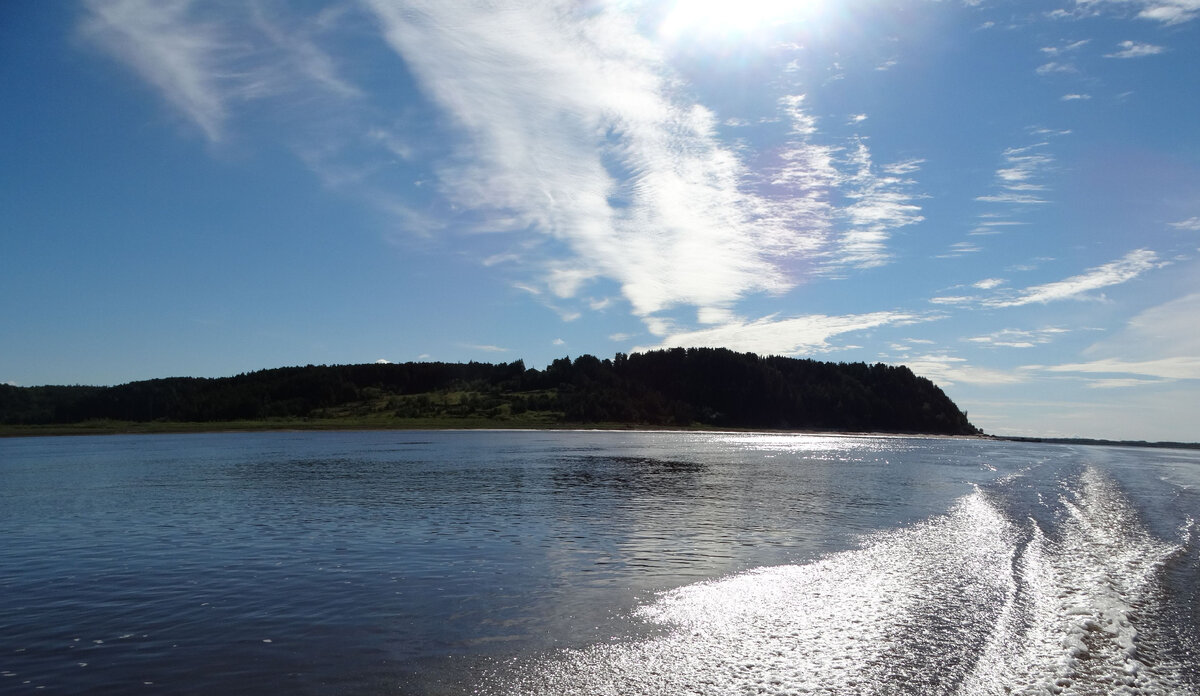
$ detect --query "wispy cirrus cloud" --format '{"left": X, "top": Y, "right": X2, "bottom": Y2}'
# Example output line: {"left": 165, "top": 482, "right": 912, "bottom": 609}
{"left": 834, "top": 143, "right": 925, "bottom": 268}
{"left": 1079, "top": 0, "right": 1200, "bottom": 24}
{"left": 83, "top": 0, "right": 929, "bottom": 341}
{"left": 365, "top": 3, "right": 929, "bottom": 327}
{"left": 1105, "top": 40, "right": 1166, "bottom": 57}
{"left": 365, "top": 2, "right": 858, "bottom": 324}
{"left": 632, "top": 311, "right": 920, "bottom": 356}
{"left": 900, "top": 353, "right": 1027, "bottom": 386}
{"left": 1043, "top": 357, "right": 1200, "bottom": 380}
{"left": 987, "top": 249, "right": 1160, "bottom": 307}
{"left": 1036, "top": 61, "right": 1078, "bottom": 75}
{"left": 1021, "top": 291, "right": 1200, "bottom": 385}
{"left": 1084, "top": 291, "right": 1200, "bottom": 358}
{"left": 929, "top": 295, "right": 975, "bottom": 306}
{"left": 1169, "top": 216, "right": 1200, "bottom": 231}
{"left": 937, "top": 241, "right": 982, "bottom": 258}
{"left": 461, "top": 343, "right": 511, "bottom": 353}
{"left": 80, "top": 0, "right": 357, "bottom": 142}
{"left": 1081, "top": 377, "right": 1171, "bottom": 388}
{"left": 975, "top": 143, "right": 1054, "bottom": 205}
{"left": 929, "top": 250, "right": 1160, "bottom": 307}
{"left": 1040, "top": 38, "right": 1092, "bottom": 55}
{"left": 966, "top": 327, "right": 1068, "bottom": 348}
{"left": 81, "top": 0, "right": 229, "bottom": 141}
{"left": 969, "top": 220, "right": 1027, "bottom": 236}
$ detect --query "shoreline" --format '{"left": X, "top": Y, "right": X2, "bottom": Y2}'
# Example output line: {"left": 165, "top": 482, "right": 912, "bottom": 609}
{"left": 1, "top": 419, "right": 1196, "bottom": 450}
{"left": 0, "top": 418, "right": 983, "bottom": 440}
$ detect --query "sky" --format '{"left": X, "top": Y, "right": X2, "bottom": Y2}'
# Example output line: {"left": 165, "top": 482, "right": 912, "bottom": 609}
{"left": 2, "top": 0, "right": 1198, "bottom": 441}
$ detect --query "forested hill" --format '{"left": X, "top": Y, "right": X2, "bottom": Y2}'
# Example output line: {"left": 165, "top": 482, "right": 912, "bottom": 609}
{"left": 0, "top": 348, "right": 980, "bottom": 435}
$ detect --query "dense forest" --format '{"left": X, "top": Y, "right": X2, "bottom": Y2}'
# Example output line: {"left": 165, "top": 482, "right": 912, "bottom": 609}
{"left": 0, "top": 348, "right": 980, "bottom": 435}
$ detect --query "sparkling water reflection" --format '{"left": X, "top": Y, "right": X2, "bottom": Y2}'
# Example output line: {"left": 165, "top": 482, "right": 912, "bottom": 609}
{"left": 1, "top": 431, "right": 1197, "bottom": 694}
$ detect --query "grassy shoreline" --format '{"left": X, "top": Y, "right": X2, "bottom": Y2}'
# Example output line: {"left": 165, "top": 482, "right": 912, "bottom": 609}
{"left": 0, "top": 416, "right": 988, "bottom": 439}
{"left": 0, "top": 415, "right": 565, "bottom": 438}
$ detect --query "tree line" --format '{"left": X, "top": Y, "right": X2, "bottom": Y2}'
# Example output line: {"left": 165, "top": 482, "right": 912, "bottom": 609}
{"left": 0, "top": 348, "right": 980, "bottom": 435}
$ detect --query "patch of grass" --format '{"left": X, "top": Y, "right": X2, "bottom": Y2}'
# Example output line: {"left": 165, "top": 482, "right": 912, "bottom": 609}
{"left": 0, "top": 409, "right": 569, "bottom": 438}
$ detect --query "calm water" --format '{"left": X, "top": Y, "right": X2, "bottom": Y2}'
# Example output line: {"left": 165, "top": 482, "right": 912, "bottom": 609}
{"left": 1, "top": 431, "right": 1198, "bottom": 695}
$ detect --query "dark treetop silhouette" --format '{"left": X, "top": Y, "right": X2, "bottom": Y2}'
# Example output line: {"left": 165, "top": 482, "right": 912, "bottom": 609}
{"left": 0, "top": 348, "right": 979, "bottom": 435}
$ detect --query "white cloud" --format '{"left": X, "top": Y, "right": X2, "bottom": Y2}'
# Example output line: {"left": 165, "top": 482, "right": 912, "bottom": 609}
{"left": 995, "top": 147, "right": 1051, "bottom": 185}
{"left": 633, "top": 311, "right": 919, "bottom": 356}
{"left": 81, "top": 0, "right": 357, "bottom": 142}
{"left": 834, "top": 144, "right": 925, "bottom": 268}
{"left": 1168, "top": 216, "right": 1200, "bottom": 231}
{"left": 1080, "top": 0, "right": 1200, "bottom": 24}
{"left": 1029, "top": 127, "right": 1073, "bottom": 137}
{"left": 975, "top": 142, "right": 1055, "bottom": 205}
{"left": 365, "top": 2, "right": 849, "bottom": 320}
{"left": 1040, "top": 39, "right": 1091, "bottom": 55}
{"left": 1082, "top": 377, "right": 1170, "bottom": 388}
{"left": 85, "top": 0, "right": 930, "bottom": 329}
{"left": 929, "top": 295, "right": 975, "bottom": 305}
{"left": 902, "top": 354, "right": 1027, "bottom": 386}
{"left": 697, "top": 307, "right": 737, "bottom": 325}
{"left": 1007, "top": 256, "right": 1055, "bottom": 272}
{"left": 552, "top": 338, "right": 566, "bottom": 346}
{"left": 975, "top": 193, "right": 1051, "bottom": 204}
{"left": 370, "top": 5, "right": 929, "bottom": 313}
{"left": 965, "top": 327, "right": 1068, "bottom": 348}
{"left": 973, "top": 278, "right": 1006, "bottom": 289}
{"left": 1085, "top": 291, "right": 1200, "bottom": 358}
{"left": 643, "top": 316, "right": 675, "bottom": 337}
{"left": 249, "top": 5, "right": 361, "bottom": 99}
{"left": 938, "top": 241, "right": 982, "bottom": 258}
{"left": 374, "top": 358, "right": 392, "bottom": 364}
{"left": 462, "top": 343, "right": 510, "bottom": 353}
{"left": 1061, "top": 93, "right": 1092, "bottom": 100}
{"left": 1045, "top": 357, "right": 1200, "bottom": 380}
{"left": 1021, "top": 291, "right": 1200, "bottom": 386}
{"left": 969, "top": 221, "right": 1027, "bottom": 236}
{"left": 1104, "top": 40, "right": 1166, "bottom": 57}
{"left": 1036, "top": 61, "right": 1078, "bottom": 74}
{"left": 1138, "top": 3, "right": 1200, "bottom": 22}
{"left": 986, "top": 249, "right": 1160, "bottom": 307}
{"left": 81, "top": 0, "right": 228, "bottom": 141}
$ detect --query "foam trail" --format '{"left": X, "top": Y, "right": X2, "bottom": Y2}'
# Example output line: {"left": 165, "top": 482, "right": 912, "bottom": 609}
{"left": 487, "top": 493, "right": 1017, "bottom": 695}
{"left": 962, "top": 467, "right": 1194, "bottom": 696}
{"left": 479, "top": 465, "right": 1196, "bottom": 696}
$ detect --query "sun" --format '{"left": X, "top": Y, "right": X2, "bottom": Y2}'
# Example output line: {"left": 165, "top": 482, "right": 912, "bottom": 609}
{"left": 658, "top": 0, "right": 824, "bottom": 42}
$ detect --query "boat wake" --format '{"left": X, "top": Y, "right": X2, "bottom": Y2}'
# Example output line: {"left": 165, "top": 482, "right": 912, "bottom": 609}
{"left": 481, "top": 464, "right": 1197, "bottom": 695}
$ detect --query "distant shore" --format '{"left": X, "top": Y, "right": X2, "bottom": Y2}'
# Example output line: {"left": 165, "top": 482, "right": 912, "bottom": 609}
{"left": 0, "top": 417, "right": 976, "bottom": 439}
{"left": 0, "top": 351, "right": 982, "bottom": 438}
{"left": 1, "top": 418, "right": 1196, "bottom": 450}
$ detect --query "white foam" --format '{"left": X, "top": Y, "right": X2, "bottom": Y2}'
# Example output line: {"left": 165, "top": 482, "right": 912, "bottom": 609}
{"left": 481, "top": 467, "right": 1196, "bottom": 696}
{"left": 936, "top": 467, "right": 1190, "bottom": 696}
{"left": 491, "top": 492, "right": 1018, "bottom": 695}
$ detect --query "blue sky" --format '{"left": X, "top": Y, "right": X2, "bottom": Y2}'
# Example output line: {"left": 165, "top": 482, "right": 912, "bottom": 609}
{"left": 2, "top": 0, "right": 1198, "bottom": 440}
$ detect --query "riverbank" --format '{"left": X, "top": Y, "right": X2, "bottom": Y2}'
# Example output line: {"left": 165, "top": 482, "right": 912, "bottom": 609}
{"left": 4, "top": 419, "right": 1195, "bottom": 451}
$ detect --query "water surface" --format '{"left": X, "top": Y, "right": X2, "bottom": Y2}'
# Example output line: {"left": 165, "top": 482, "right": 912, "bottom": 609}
{"left": 1, "top": 431, "right": 1197, "bottom": 694}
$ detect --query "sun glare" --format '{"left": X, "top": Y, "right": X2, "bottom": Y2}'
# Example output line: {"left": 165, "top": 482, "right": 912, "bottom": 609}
{"left": 659, "top": 0, "right": 823, "bottom": 42}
